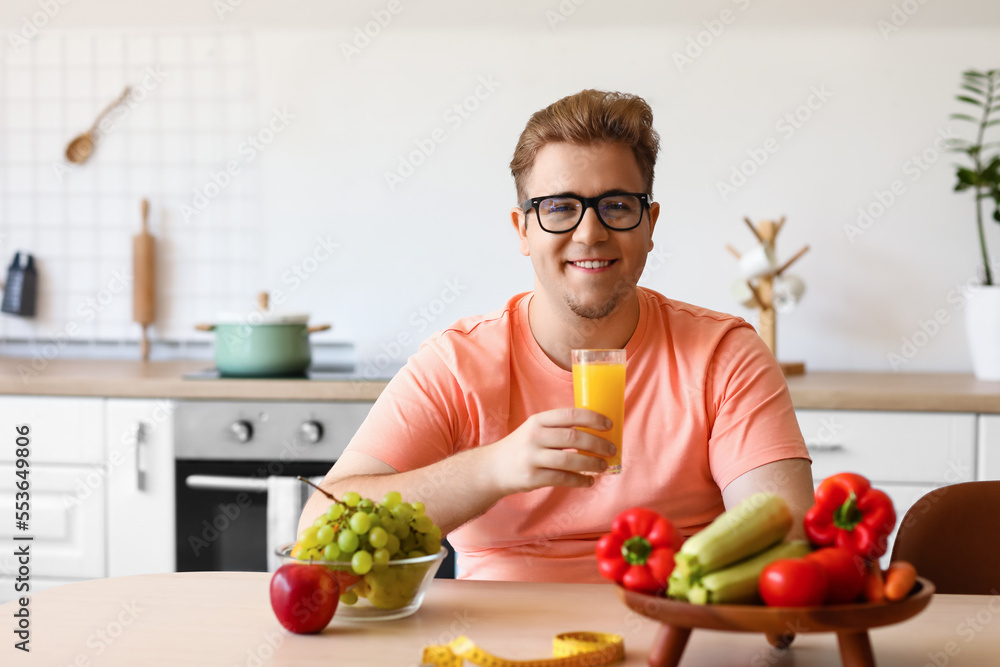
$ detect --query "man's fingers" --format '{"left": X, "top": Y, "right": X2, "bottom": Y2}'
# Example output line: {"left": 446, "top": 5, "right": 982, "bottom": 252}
{"left": 533, "top": 468, "right": 596, "bottom": 489}
{"left": 535, "top": 427, "right": 616, "bottom": 458}
{"left": 534, "top": 407, "right": 613, "bottom": 431}
{"left": 534, "top": 447, "right": 608, "bottom": 475}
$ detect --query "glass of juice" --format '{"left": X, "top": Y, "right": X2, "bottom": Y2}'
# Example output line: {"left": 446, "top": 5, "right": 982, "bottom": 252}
{"left": 571, "top": 349, "right": 625, "bottom": 475}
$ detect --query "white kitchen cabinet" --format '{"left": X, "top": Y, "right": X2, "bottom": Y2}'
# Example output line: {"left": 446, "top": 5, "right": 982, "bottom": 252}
{"left": 796, "top": 410, "right": 976, "bottom": 485}
{"left": 796, "top": 409, "right": 976, "bottom": 566}
{"left": 0, "top": 395, "right": 104, "bottom": 464}
{"left": 977, "top": 415, "right": 1000, "bottom": 481}
{"left": 0, "top": 396, "right": 108, "bottom": 603}
{"left": 105, "top": 399, "right": 176, "bottom": 577}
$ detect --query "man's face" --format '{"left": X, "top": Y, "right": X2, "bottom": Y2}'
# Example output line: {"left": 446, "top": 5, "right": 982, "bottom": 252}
{"left": 510, "top": 141, "right": 659, "bottom": 321}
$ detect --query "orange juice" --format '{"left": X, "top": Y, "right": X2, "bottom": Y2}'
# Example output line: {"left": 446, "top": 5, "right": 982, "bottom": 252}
{"left": 572, "top": 351, "right": 625, "bottom": 475}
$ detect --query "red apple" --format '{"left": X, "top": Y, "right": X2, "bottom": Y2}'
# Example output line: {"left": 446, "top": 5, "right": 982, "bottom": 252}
{"left": 270, "top": 564, "right": 340, "bottom": 633}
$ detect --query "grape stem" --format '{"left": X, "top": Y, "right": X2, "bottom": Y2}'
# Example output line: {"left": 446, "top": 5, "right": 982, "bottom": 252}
{"left": 296, "top": 475, "right": 338, "bottom": 502}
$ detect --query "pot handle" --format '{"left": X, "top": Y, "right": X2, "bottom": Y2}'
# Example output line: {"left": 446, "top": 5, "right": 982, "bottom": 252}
{"left": 306, "top": 324, "right": 332, "bottom": 334}
{"left": 194, "top": 323, "right": 216, "bottom": 332}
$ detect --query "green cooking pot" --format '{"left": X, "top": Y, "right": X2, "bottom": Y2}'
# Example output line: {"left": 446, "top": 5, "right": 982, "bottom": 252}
{"left": 195, "top": 318, "right": 332, "bottom": 378}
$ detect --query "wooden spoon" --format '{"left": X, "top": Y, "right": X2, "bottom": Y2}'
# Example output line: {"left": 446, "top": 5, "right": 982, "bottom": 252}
{"left": 65, "top": 87, "right": 131, "bottom": 164}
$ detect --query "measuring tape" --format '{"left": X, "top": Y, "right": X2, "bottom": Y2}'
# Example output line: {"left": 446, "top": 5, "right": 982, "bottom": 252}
{"left": 422, "top": 631, "right": 625, "bottom": 667}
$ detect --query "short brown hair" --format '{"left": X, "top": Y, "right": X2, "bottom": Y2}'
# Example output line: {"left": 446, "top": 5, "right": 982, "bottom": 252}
{"left": 509, "top": 89, "right": 660, "bottom": 204}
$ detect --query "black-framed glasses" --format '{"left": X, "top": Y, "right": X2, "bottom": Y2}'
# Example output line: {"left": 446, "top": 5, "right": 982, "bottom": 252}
{"left": 520, "top": 192, "right": 651, "bottom": 233}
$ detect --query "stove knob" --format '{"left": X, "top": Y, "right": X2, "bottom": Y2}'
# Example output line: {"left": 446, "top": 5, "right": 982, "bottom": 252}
{"left": 300, "top": 421, "right": 324, "bottom": 444}
{"left": 231, "top": 420, "right": 253, "bottom": 443}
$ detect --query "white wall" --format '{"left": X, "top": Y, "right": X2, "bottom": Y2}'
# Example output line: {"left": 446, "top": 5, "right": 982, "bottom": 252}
{"left": 2, "top": 1, "right": 999, "bottom": 374}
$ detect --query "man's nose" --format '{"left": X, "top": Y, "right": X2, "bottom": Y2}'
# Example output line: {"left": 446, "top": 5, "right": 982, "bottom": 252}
{"left": 572, "top": 206, "right": 609, "bottom": 245}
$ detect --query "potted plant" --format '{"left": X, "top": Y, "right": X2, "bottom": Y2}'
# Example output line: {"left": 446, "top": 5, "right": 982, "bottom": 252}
{"left": 950, "top": 69, "right": 1000, "bottom": 380}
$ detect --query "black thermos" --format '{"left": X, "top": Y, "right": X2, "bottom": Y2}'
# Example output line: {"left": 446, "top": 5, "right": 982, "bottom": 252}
{"left": 1, "top": 252, "right": 38, "bottom": 317}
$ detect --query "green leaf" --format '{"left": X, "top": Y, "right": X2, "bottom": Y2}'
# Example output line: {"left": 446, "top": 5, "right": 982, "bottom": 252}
{"left": 962, "top": 84, "right": 988, "bottom": 97}
{"left": 956, "top": 95, "right": 984, "bottom": 106}
{"left": 963, "top": 70, "right": 987, "bottom": 78}
{"left": 950, "top": 113, "right": 980, "bottom": 122}
{"left": 987, "top": 119, "right": 1000, "bottom": 127}
{"left": 994, "top": 209, "right": 1000, "bottom": 223}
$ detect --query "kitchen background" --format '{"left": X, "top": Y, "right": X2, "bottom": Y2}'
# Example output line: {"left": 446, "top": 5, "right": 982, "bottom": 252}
{"left": 1, "top": 0, "right": 1000, "bottom": 374}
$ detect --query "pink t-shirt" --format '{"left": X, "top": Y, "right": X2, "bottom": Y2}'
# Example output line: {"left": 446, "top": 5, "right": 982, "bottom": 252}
{"left": 345, "top": 287, "right": 810, "bottom": 583}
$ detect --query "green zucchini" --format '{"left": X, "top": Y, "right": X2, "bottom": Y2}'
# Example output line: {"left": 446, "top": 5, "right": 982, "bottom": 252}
{"left": 674, "top": 492, "right": 792, "bottom": 581}
{"left": 687, "top": 540, "right": 811, "bottom": 605}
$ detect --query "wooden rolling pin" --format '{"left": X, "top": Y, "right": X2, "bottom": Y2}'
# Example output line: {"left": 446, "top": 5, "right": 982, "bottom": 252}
{"left": 133, "top": 199, "right": 156, "bottom": 361}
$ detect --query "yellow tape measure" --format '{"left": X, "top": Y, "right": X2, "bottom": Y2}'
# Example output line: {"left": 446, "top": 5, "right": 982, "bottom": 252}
{"left": 422, "top": 631, "right": 624, "bottom": 667}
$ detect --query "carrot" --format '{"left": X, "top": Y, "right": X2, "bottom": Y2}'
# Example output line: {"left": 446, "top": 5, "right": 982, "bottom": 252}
{"left": 884, "top": 561, "right": 918, "bottom": 601}
{"left": 864, "top": 560, "right": 885, "bottom": 603}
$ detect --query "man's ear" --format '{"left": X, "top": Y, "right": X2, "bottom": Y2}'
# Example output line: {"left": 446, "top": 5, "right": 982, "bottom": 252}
{"left": 647, "top": 201, "right": 660, "bottom": 251}
{"left": 511, "top": 207, "right": 530, "bottom": 256}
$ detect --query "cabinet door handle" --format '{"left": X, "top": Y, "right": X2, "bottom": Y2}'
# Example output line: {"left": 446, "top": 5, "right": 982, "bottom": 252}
{"left": 806, "top": 442, "right": 845, "bottom": 453}
{"left": 134, "top": 422, "right": 149, "bottom": 492}
{"left": 184, "top": 475, "right": 269, "bottom": 493}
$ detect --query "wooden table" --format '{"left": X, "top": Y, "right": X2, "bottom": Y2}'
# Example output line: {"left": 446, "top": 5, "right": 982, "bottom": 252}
{"left": 2, "top": 573, "right": 998, "bottom": 666}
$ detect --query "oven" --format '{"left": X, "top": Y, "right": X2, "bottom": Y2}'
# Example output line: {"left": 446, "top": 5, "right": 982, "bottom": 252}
{"left": 172, "top": 400, "right": 455, "bottom": 577}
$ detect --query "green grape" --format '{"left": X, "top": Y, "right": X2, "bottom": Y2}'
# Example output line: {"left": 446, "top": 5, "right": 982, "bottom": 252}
{"left": 381, "top": 491, "right": 402, "bottom": 509}
{"left": 349, "top": 512, "right": 372, "bottom": 535}
{"left": 385, "top": 533, "right": 401, "bottom": 556}
{"left": 299, "top": 526, "right": 321, "bottom": 550}
{"left": 412, "top": 501, "right": 425, "bottom": 515}
{"left": 394, "top": 521, "right": 411, "bottom": 540}
{"left": 422, "top": 533, "right": 442, "bottom": 555}
{"left": 391, "top": 503, "right": 414, "bottom": 523}
{"left": 340, "top": 590, "right": 358, "bottom": 605}
{"left": 367, "top": 513, "right": 382, "bottom": 529}
{"left": 338, "top": 529, "right": 359, "bottom": 554}
{"left": 343, "top": 491, "right": 361, "bottom": 508}
{"left": 407, "top": 550, "right": 426, "bottom": 559}
{"left": 322, "top": 543, "right": 341, "bottom": 560}
{"left": 380, "top": 517, "right": 398, "bottom": 535}
{"left": 368, "top": 526, "right": 389, "bottom": 549}
{"left": 316, "top": 525, "right": 336, "bottom": 545}
{"left": 358, "top": 498, "right": 375, "bottom": 512}
{"left": 303, "top": 547, "right": 322, "bottom": 560}
{"left": 430, "top": 524, "right": 442, "bottom": 541}
{"left": 373, "top": 548, "right": 390, "bottom": 567}
{"left": 325, "top": 503, "right": 345, "bottom": 521}
{"left": 313, "top": 515, "right": 330, "bottom": 528}
{"left": 401, "top": 534, "right": 419, "bottom": 553}
{"left": 412, "top": 514, "right": 434, "bottom": 534}
{"left": 351, "top": 550, "right": 374, "bottom": 575}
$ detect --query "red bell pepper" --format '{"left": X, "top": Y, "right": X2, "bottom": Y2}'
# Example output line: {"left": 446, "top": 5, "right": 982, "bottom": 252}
{"left": 804, "top": 473, "right": 897, "bottom": 560}
{"left": 595, "top": 507, "right": 683, "bottom": 594}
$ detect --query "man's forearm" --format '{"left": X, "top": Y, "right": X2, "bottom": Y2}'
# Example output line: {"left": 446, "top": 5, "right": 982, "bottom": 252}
{"left": 298, "top": 446, "right": 506, "bottom": 536}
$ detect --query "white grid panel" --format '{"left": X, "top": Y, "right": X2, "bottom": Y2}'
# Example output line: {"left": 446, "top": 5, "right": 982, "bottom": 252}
{"left": 0, "top": 29, "right": 262, "bottom": 346}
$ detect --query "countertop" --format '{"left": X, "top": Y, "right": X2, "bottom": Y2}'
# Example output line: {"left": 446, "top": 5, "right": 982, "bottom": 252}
{"left": 2, "top": 572, "right": 994, "bottom": 666}
{"left": 0, "top": 358, "right": 388, "bottom": 401}
{"left": 2, "top": 358, "right": 1000, "bottom": 411}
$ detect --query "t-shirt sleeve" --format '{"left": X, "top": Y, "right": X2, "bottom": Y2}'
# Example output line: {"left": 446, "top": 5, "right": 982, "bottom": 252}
{"left": 705, "top": 325, "right": 811, "bottom": 491}
{"left": 344, "top": 340, "right": 469, "bottom": 472}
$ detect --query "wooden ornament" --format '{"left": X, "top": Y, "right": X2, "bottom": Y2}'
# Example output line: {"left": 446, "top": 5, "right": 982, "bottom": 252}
{"left": 728, "top": 216, "right": 808, "bottom": 376}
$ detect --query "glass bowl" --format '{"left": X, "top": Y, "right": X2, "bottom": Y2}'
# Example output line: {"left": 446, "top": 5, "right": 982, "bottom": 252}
{"left": 275, "top": 542, "right": 447, "bottom": 621}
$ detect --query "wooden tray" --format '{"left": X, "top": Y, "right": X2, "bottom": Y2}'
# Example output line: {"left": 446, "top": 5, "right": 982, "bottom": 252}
{"left": 616, "top": 577, "right": 934, "bottom": 667}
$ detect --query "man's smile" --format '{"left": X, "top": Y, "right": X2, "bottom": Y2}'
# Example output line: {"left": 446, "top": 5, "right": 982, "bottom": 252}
{"left": 568, "top": 259, "right": 617, "bottom": 271}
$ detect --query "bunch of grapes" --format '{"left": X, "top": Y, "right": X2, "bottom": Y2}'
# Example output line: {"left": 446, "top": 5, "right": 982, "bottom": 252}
{"left": 291, "top": 490, "right": 443, "bottom": 609}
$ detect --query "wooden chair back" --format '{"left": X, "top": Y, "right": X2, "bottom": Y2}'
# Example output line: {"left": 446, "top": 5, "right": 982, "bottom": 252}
{"left": 891, "top": 481, "right": 1000, "bottom": 595}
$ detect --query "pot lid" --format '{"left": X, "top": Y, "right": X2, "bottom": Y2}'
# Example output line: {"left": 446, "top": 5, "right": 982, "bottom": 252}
{"left": 214, "top": 311, "right": 310, "bottom": 325}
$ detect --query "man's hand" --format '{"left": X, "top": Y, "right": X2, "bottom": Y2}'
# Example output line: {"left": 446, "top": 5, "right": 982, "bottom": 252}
{"left": 486, "top": 407, "right": 617, "bottom": 495}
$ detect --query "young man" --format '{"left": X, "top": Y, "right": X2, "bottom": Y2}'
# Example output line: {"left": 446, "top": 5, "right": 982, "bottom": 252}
{"left": 300, "top": 90, "right": 814, "bottom": 582}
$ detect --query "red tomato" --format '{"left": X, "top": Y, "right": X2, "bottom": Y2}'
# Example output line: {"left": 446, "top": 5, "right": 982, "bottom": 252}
{"left": 805, "top": 547, "right": 867, "bottom": 604}
{"left": 760, "top": 558, "right": 828, "bottom": 607}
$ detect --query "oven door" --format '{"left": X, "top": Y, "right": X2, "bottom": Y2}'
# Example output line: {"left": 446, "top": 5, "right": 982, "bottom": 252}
{"left": 175, "top": 459, "right": 331, "bottom": 572}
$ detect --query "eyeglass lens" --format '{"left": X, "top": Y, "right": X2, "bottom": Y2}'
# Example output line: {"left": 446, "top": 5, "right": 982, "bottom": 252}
{"left": 537, "top": 195, "right": 642, "bottom": 231}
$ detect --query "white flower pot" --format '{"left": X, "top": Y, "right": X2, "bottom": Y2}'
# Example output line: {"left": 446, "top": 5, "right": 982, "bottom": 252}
{"left": 965, "top": 285, "right": 1000, "bottom": 381}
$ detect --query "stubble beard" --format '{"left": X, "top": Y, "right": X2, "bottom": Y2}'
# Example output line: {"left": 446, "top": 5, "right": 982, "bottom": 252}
{"left": 564, "top": 276, "right": 636, "bottom": 320}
